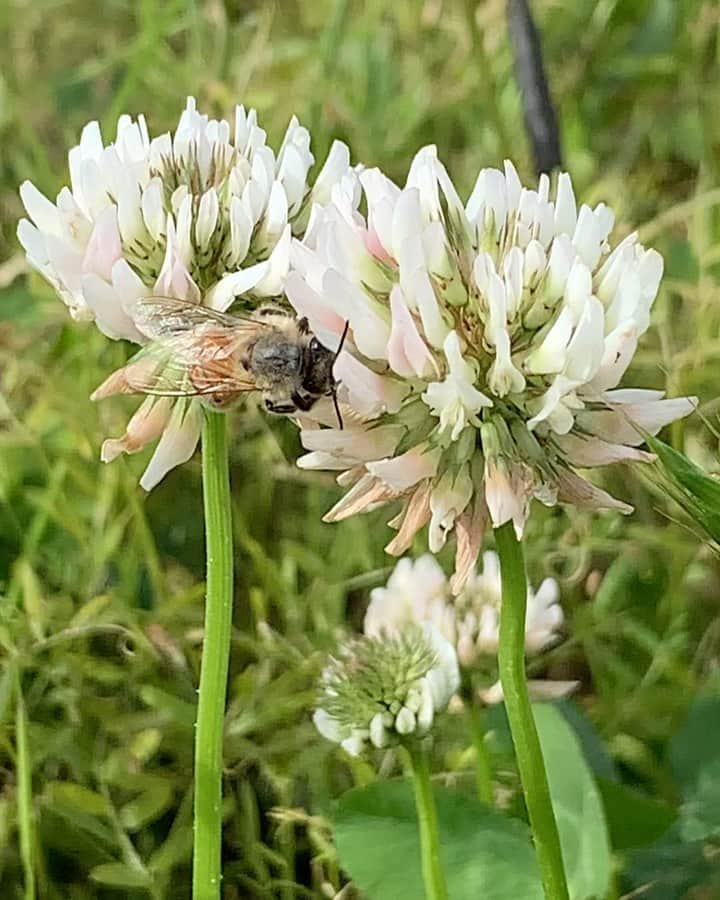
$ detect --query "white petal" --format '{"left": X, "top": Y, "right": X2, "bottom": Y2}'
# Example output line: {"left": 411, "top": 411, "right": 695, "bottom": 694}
{"left": 139, "top": 401, "right": 203, "bottom": 491}
{"left": 206, "top": 263, "right": 269, "bottom": 310}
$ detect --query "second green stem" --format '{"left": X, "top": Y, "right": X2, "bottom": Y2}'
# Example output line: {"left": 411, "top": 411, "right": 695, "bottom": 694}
{"left": 408, "top": 743, "right": 448, "bottom": 900}
{"left": 494, "top": 521, "right": 569, "bottom": 900}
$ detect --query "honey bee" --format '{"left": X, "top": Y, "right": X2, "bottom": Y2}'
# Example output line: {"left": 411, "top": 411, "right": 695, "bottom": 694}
{"left": 92, "top": 298, "right": 347, "bottom": 426}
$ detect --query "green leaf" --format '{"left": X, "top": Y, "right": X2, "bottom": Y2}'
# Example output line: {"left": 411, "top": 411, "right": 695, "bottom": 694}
{"left": 534, "top": 704, "right": 612, "bottom": 900}
{"left": 45, "top": 781, "right": 110, "bottom": 818}
{"left": 626, "top": 827, "right": 716, "bottom": 900}
{"left": 557, "top": 701, "right": 617, "bottom": 782}
{"left": 334, "top": 779, "right": 542, "bottom": 900}
{"left": 119, "top": 779, "right": 174, "bottom": 832}
{"left": 670, "top": 695, "right": 720, "bottom": 840}
{"left": 596, "top": 778, "right": 677, "bottom": 849}
{"left": 89, "top": 862, "right": 152, "bottom": 888}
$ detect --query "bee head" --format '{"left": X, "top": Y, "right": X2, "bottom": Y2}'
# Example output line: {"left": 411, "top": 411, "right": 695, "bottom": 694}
{"left": 300, "top": 336, "right": 336, "bottom": 396}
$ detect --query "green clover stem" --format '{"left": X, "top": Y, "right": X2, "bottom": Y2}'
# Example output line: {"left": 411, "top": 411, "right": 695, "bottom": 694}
{"left": 407, "top": 742, "right": 449, "bottom": 900}
{"left": 467, "top": 701, "right": 494, "bottom": 805}
{"left": 495, "top": 521, "right": 569, "bottom": 900}
{"left": 193, "top": 412, "right": 234, "bottom": 900}
{"left": 15, "top": 669, "right": 36, "bottom": 900}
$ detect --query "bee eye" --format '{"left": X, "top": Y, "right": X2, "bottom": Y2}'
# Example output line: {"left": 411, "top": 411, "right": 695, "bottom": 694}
{"left": 291, "top": 391, "right": 315, "bottom": 412}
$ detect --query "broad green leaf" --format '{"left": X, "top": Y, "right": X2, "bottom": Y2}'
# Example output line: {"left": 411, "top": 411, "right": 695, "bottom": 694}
{"left": 596, "top": 778, "right": 677, "bottom": 849}
{"left": 557, "top": 702, "right": 617, "bottom": 782}
{"left": 90, "top": 862, "right": 152, "bottom": 888}
{"left": 534, "top": 704, "right": 612, "bottom": 900}
{"left": 334, "top": 779, "right": 542, "bottom": 900}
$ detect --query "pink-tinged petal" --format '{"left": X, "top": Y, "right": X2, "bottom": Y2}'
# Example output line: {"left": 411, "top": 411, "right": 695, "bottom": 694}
{"left": 555, "top": 468, "right": 633, "bottom": 514}
{"left": 527, "top": 680, "right": 579, "bottom": 700}
{"left": 359, "top": 167, "right": 401, "bottom": 260}
{"left": 333, "top": 352, "right": 407, "bottom": 418}
{"left": 577, "top": 397, "right": 697, "bottom": 446}
{"left": 322, "top": 473, "right": 399, "bottom": 522}
{"left": 367, "top": 445, "right": 442, "bottom": 492}
{"left": 555, "top": 433, "right": 654, "bottom": 467}
{"left": 139, "top": 400, "right": 204, "bottom": 491}
{"left": 284, "top": 270, "right": 347, "bottom": 350}
{"left": 385, "top": 482, "right": 433, "bottom": 555}
{"left": 81, "top": 274, "right": 146, "bottom": 342}
{"left": 483, "top": 458, "right": 530, "bottom": 537}
{"left": 301, "top": 424, "right": 403, "bottom": 462}
{"left": 155, "top": 217, "right": 201, "bottom": 304}
{"left": 82, "top": 205, "right": 122, "bottom": 281}
{"left": 387, "top": 286, "right": 435, "bottom": 378}
{"left": 450, "top": 491, "right": 489, "bottom": 595}
{"left": 101, "top": 397, "right": 173, "bottom": 461}
{"left": 323, "top": 269, "right": 390, "bottom": 360}
{"left": 429, "top": 466, "right": 473, "bottom": 553}
{"left": 297, "top": 450, "right": 354, "bottom": 470}
{"left": 91, "top": 354, "right": 159, "bottom": 400}
{"left": 478, "top": 679, "right": 579, "bottom": 705}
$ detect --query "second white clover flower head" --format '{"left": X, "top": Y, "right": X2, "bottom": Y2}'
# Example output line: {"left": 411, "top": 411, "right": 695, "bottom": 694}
{"left": 363, "top": 552, "right": 564, "bottom": 669}
{"left": 313, "top": 623, "right": 460, "bottom": 756}
{"left": 287, "top": 148, "right": 696, "bottom": 589}
{"left": 18, "top": 97, "right": 351, "bottom": 488}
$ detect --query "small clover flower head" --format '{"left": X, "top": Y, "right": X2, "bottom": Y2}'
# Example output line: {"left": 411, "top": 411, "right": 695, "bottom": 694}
{"left": 18, "top": 97, "right": 350, "bottom": 489}
{"left": 287, "top": 148, "right": 696, "bottom": 589}
{"left": 313, "top": 623, "right": 460, "bottom": 756}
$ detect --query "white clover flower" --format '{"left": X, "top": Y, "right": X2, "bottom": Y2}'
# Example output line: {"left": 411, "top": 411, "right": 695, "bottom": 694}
{"left": 362, "top": 552, "right": 576, "bottom": 704}
{"left": 18, "top": 97, "right": 350, "bottom": 488}
{"left": 313, "top": 623, "right": 460, "bottom": 756}
{"left": 286, "top": 148, "right": 695, "bottom": 588}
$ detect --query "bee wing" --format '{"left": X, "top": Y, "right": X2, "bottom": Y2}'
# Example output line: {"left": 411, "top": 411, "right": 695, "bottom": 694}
{"left": 131, "top": 296, "right": 272, "bottom": 339}
{"left": 92, "top": 326, "right": 260, "bottom": 401}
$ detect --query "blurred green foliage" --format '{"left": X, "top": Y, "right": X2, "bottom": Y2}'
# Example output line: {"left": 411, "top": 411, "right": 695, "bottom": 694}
{"left": 1, "top": 0, "right": 720, "bottom": 896}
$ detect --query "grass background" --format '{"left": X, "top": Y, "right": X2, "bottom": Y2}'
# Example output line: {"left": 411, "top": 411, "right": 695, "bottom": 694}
{"left": 1, "top": 0, "right": 720, "bottom": 896}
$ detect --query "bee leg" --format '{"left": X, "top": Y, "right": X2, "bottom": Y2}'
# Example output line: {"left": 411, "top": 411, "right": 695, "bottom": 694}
{"left": 297, "top": 316, "right": 310, "bottom": 335}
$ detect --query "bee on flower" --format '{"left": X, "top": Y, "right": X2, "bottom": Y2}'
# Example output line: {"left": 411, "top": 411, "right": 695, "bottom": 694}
{"left": 285, "top": 148, "right": 696, "bottom": 590}
{"left": 364, "top": 553, "right": 576, "bottom": 705}
{"left": 18, "top": 97, "right": 351, "bottom": 488}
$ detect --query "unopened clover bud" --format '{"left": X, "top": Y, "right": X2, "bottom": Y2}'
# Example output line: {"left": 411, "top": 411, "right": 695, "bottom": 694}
{"left": 313, "top": 624, "right": 460, "bottom": 756}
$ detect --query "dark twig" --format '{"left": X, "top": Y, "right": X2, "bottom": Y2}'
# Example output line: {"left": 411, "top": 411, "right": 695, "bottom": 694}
{"left": 507, "top": 0, "right": 563, "bottom": 175}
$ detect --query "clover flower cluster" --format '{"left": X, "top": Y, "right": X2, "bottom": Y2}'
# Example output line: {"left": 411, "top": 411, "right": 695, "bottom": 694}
{"left": 313, "top": 623, "right": 460, "bottom": 756}
{"left": 287, "top": 148, "right": 695, "bottom": 589}
{"left": 18, "top": 98, "right": 350, "bottom": 488}
{"left": 364, "top": 553, "right": 576, "bottom": 704}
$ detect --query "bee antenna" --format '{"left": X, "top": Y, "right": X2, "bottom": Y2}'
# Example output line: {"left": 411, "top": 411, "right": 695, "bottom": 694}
{"left": 332, "top": 387, "right": 344, "bottom": 430}
{"left": 334, "top": 320, "right": 350, "bottom": 362}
